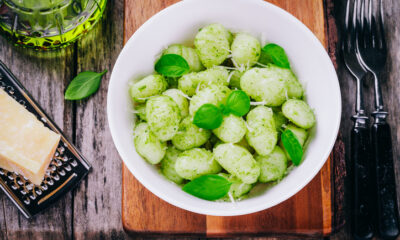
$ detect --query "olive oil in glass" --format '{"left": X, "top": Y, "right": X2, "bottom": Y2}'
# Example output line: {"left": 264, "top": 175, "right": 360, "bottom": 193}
{"left": 0, "top": 0, "right": 107, "bottom": 50}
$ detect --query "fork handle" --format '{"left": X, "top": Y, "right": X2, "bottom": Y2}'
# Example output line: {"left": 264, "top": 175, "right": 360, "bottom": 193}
{"left": 351, "top": 124, "right": 374, "bottom": 240}
{"left": 371, "top": 121, "right": 400, "bottom": 239}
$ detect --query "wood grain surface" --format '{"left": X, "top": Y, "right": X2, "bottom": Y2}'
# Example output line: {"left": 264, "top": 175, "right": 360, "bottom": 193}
{"left": 122, "top": 0, "right": 334, "bottom": 238}
{"left": 1, "top": 0, "right": 400, "bottom": 239}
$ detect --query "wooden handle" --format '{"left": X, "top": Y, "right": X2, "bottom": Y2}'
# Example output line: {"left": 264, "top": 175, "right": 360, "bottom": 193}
{"left": 351, "top": 125, "right": 374, "bottom": 240}
{"left": 371, "top": 122, "right": 400, "bottom": 240}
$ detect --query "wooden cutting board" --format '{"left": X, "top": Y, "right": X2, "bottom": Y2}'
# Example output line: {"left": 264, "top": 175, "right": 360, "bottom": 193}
{"left": 122, "top": 0, "right": 341, "bottom": 237}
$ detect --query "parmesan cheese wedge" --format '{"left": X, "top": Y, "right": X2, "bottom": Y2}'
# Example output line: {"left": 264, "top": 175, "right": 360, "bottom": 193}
{"left": 0, "top": 88, "right": 60, "bottom": 185}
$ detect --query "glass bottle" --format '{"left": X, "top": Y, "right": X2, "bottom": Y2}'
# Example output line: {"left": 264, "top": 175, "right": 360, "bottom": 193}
{"left": 0, "top": 0, "right": 107, "bottom": 50}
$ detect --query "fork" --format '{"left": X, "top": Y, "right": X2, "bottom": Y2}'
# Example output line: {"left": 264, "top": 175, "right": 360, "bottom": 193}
{"left": 357, "top": 0, "right": 400, "bottom": 239}
{"left": 342, "top": 0, "right": 374, "bottom": 239}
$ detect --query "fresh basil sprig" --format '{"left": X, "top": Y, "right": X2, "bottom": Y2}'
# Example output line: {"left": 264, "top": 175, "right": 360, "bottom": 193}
{"left": 193, "top": 91, "right": 251, "bottom": 130}
{"left": 183, "top": 174, "right": 232, "bottom": 200}
{"left": 225, "top": 90, "right": 250, "bottom": 117}
{"left": 281, "top": 129, "right": 303, "bottom": 165}
{"left": 65, "top": 70, "right": 107, "bottom": 100}
{"left": 261, "top": 43, "right": 291, "bottom": 69}
{"left": 193, "top": 104, "right": 223, "bottom": 129}
{"left": 155, "top": 54, "right": 190, "bottom": 77}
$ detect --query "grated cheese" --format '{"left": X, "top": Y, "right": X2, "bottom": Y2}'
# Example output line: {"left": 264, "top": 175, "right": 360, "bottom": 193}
{"left": 250, "top": 101, "right": 266, "bottom": 106}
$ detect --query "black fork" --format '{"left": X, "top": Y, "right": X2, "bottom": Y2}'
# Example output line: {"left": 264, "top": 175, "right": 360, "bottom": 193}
{"left": 357, "top": 0, "right": 400, "bottom": 239}
{"left": 341, "top": 0, "right": 373, "bottom": 239}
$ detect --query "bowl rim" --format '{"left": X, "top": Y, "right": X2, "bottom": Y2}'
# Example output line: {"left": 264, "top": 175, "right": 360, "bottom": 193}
{"left": 107, "top": 0, "right": 342, "bottom": 216}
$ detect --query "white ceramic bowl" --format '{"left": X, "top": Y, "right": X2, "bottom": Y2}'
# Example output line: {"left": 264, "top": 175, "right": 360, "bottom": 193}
{"left": 108, "top": 0, "right": 341, "bottom": 216}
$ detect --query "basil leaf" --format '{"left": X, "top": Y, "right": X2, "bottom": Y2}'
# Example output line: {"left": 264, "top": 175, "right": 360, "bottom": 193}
{"left": 193, "top": 104, "right": 223, "bottom": 130}
{"left": 65, "top": 70, "right": 107, "bottom": 100}
{"left": 281, "top": 129, "right": 303, "bottom": 166}
{"left": 261, "top": 43, "right": 291, "bottom": 69}
{"left": 218, "top": 104, "right": 231, "bottom": 116}
{"left": 258, "top": 50, "right": 273, "bottom": 65}
{"left": 155, "top": 54, "right": 190, "bottom": 77}
{"left": 183, "top": 174, "right": 232, "bottom": 200}
{"left": 225, "top": 90, "right": 250, "bottom": 117}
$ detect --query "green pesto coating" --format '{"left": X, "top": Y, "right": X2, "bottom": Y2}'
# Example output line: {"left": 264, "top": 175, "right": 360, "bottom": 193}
{"left": 273, "top": 110, "right": 287, "bottom": 132}
{"left": 163, "top": 44, "right": 204, "bottom": 72}
{"left": 228, "top": 70, "right": 245, "bottom": 90}
{"left": 178, "top": 66, "right": 229, "bottom": 96}
{"left": 218, "top": 173, "right": 253, "bottom": 199}
{"left": 189, "top": 84, "right": 231, "bottom": 115}
{"left": 135, "top": 103, "right": 147, "bottom": 121}
{"left": 213, "top": 114, "right": 246, "bottom": 143}
{"left": 256, "top": 146, "right": 287, "bottom": 182}
{"left": 134, "top": 122, "right": 166, "bottom": 164}
{"left": 172, "top": 116, "right": 211, "bottom": 150}
{"left": 236, "top": 137, "right": 254, "bottom": 153}
{"left": 240, "top": 67, "right": 286, "bottom": 106}
{"left": 194, "top": 23, "right": 231, "bottom": 68}
{"left": 246, "top": 106, "right": 277, "bottom": 156}
{"left": 213, "top": 143, "right": 260, "bottom": 184}
{"left": 146, "top": 95, "right": 181, "bottom": 141}
{"left": 175, "top": 148, "right": 221, "bottom": 180}
{"left": 160, "top": 147, "right": 184, "bottom": 184}
{"left": 129, "top": 74, "right": 168, "bottom": 103}
{"left": 231, "top": 33, "right": 261, "bottom": 67}
{"left": 282, "top": 99, "right": 316, "bottom": 129}
{"left": 163, "top": 89, "right": 189, "bottom": 118}
{"left": 268, "top": 64, "right": 303, "bottom": 99}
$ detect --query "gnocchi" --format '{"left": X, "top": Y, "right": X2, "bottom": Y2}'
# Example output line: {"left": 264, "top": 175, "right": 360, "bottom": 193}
{"left": 134, "top": 122, "right": 166, "bottom": 164}
{"left": 189, "top": 84, "right": 231, "bottom": 115}
{"left": 163, "top": 44, "right": 204, "bottom": 72}
{"left": 213, "top": 114, "right": 246, "bottom": 143}
{"left": 163, "top": 89, "right": 189, "bottom": 118}
{"left": 256, "top": 146, "right": 287, "bottom": 182}
{"left": 130, "top": 74, "right": 167, "bottom": 103}
{"left": 178, "top": 66, "right": 229, "bottom": 96}
{"left": 128, "top": 23, "right": 316, "bottom": 202}
{"left": 240, "top": 67, "right": 286, "bottom": 106}
{"left": 213, "top": 143, "right": 260, "bottom": 184}
{"left": 228, "top": 70, "right": 244, "bottom": 90}
{"left": 282, "top": 99, "right": 316, "bottom": 129}
{"left": 268, "top": 64, "right": 303, "bottom": 99}
{"left": 175, "top": 148, "right": 221, "bottom": 180}
{"left": 172, "top": 116, "right": 211, "bottom": 150}
{"left": 194, "top": 23, "right": 231, "bottom": 68}
{"left": 246, "top": 106, "right": 277, "bottom": 156}
{"left": 231, "top": 33, "right": 261, "bottom": 67}
{"left": 146, "top": 95, "right": 181, "bottom": 141}
{"left": 161, "top": 147, "right": 184, "bottom": 184}
{"left": 135, "top": 103, "right": 147, "bottom": 121}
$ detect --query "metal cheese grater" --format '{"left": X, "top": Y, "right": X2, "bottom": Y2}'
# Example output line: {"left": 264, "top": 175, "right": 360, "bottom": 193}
{"left": 0, "top": 60, "right": 91, "bottom": 218}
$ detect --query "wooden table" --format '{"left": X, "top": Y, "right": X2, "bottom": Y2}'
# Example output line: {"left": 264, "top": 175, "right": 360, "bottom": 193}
{"left": 0, "top": 0, "right": 399, "bottom": 239}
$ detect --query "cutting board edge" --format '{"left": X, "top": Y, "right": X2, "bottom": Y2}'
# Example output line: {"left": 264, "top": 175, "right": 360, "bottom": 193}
{"left": 121, "top": 0, "right": 343, "bottom": 237}
{"left": 121, "top": 225, "right": 331, "bottom": 238}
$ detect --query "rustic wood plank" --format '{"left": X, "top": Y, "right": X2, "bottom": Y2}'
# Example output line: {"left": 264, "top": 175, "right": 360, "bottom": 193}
{"left": 380, "top": 0, "right": 400, "bottom": 225}
{"left": 330, "top": 0, "right": 400, "bottom": 239}
{"left": 324, "top": 0, "right": 346, "bottom": 233}
{"left": 72, "top": 0, "right": 126, "bottom": 239}
{"left": 0, "top": 37, "right": 75, "bottom": 239}
{"left": 0, "top": 198, "right": 6, "bottom": 240}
